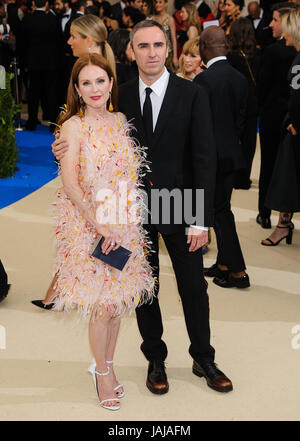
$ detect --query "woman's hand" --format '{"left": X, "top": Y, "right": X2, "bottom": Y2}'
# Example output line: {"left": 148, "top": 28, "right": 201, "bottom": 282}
{"left": 96, "top": 225, "right": 121, "bottom": 255}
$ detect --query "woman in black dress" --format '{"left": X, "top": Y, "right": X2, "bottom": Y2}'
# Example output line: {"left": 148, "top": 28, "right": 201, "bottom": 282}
{"left": 227, "top": 17, "right": 261, "bottom": 189}
{"left": 262, "top": 8, "right": 300, "bottom": 246}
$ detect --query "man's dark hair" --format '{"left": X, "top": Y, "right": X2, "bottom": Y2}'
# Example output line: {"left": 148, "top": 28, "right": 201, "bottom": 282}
{"left": 271, "top": 1, "right": 298, "bottom": 12}
{"left": 130, "top": 18, "right": 168, "bottom": 46}
{"left": 123, "top": 6, "right": 145, "bottom": 26}
{"left": 72, "top": 0, "right": 86, "bottom": 11}
{"left": 231, "top": 0, "right": 245, "bottom": 9}
{"left": 84, "top": 4, "right": 99, "bottom": 15}
{"left": 100, "top": 0, "right": 112, "bottom": 17}
{"left": 108, "top": 29, "right": 130, "bottom": 63}
{"left": 34, "top": 0, "right": 47, "bottom": 8}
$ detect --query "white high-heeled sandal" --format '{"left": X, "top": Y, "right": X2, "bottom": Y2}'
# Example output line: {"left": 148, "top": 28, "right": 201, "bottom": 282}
{"left": 106, "top": 360, "right": 125, "bottom": 398}
{"left": 90, "top": 364, "right": 120, "bottom": 411}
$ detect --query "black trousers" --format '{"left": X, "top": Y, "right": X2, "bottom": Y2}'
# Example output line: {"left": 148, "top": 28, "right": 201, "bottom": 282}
{"left": 27, "top": 69, "right": 59, "bottom": 127}
{"left": 214, "top": 171, "right": 246, "bottom": 273}
{"left": 135, "top": 224, "right": 215, "bottom": 364}
{"left": 258, "top": 112, "right": 285, "bottom": 218}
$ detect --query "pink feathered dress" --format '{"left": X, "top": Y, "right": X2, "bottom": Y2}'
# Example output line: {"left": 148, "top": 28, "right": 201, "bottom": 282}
{"left": 52, "top": 114, "right": 155, "bottom": 319}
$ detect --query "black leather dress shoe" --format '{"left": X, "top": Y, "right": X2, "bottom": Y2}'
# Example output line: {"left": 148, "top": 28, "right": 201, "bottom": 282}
{"left": 31, "top": 300, "right": 54, "bottom": 310}
{"left": 213, "top": 273, "right": 250, "bottom": 289}
{"left": 193, "top": 360, "right": 233, "bottom": 392}
{"left": 146, "top": 361, "right": 169, "bottom": 395}
{"left": 203, "top": 263, "right": 229, "bottom": 279}
{"left": 256, "top": 214, "right": 271, "bottom": 229}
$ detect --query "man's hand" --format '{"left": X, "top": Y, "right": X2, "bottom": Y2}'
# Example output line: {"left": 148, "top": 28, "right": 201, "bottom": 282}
{"left": 52, "top": 131, "right": 69, "bottom": 160}
{"left": 187, "top": 227, "right": 208, "bottom": 252}
{"left": 287, "top": 123, "right": 297, "bottom": 136}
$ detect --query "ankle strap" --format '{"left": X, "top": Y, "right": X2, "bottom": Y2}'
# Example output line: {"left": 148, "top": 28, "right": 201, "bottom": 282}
{"left": 106, "top": 360, "right": 113, "bottom": 364}
{"left": 95, "top": 367, "right": 110, "bottom": 376}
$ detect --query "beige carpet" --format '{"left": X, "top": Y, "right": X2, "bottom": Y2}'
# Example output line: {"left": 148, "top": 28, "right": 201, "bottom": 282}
{"left": 0, "top": 138, "right": 300, "bottom": 421}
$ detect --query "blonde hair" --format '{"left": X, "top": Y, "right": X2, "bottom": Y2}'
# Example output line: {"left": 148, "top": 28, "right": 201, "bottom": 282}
{"left": 281, "top": 8, "right": 300, "bottom": 48}
{"left": 71, "top": 14, "right": 116, "bottom": 76}
{"left": 183, "top": 3, "right": 201, "bottom": 33}
{"left": 177, "top": 36, "right": 201, "bottom": 79}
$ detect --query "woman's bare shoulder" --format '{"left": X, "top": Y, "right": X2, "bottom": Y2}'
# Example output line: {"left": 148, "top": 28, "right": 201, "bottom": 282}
{"left": 116, "top": 112, "right": 127, "bottom": 125}
{"left": 61, "top": 115, "right": 82, "bottom": 134}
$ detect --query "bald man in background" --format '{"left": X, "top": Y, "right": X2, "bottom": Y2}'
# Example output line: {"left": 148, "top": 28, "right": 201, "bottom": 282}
{"left": 247, "top": 0, "right": 274, "bottom": 48}
{"left": 194, "top": 26, "right": 250, "bottom": 289}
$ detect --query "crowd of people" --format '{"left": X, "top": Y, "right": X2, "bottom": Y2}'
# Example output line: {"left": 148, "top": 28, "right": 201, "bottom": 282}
{"left": 1, "top": 0, "right": 300, "bottom": 412}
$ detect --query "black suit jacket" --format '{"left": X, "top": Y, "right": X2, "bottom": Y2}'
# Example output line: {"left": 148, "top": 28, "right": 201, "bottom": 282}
{"left": 194, "top": 60, "right": 248, "bottom": 173}
{"left": 19, "top": 10, "right": 62, "bottom": 71}
{"left": 197, "top": 2, "right": 211, "bottom": 19}
{"left": 247, "top": 10, "right": 274, "bottom": 48}
{"left": 118, "top": 73, "right": 217, "bottom": 232}
{"left": 258, "top": 38, "right": 296, "bottom": 117}
{"left": 62, "top": 11, "right": 82, "bottom": 55}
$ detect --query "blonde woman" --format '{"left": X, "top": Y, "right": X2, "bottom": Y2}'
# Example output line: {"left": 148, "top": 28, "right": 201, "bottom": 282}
{"left": 177, "top": 36, "right": 204, "bottom": 80}
{"left": 262, "top": 8, "right": 300, "bottom": 247}
{"left": 68, "top": 14, "right": 116, "bottom": 76}
{"left": 180, "top": 2, "right": 201, "bottom": 41}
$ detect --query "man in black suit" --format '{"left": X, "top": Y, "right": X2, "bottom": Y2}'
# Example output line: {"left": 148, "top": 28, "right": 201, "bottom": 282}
{"left": 54, "top": 0, "right": 80, "bottom": 105}
{"left": 118, "top": 20, "right": 233, "bottom": 395}
{"left": 193, "top": 0, "right": 212, "bottom": 19}
{"left": 257, "top": 2, "right": 297, "bottom": 228}
{"left": 247, "top": 0, "right": 274, "bottom": 48}
{"left": 19, "top": 0, "right": 62, "bottom": 131}
{"left": 194, "top": 26, "right": 250, "bottom": 289}
{"left": 53, "top": 20, "right": 233, "bottom": 395}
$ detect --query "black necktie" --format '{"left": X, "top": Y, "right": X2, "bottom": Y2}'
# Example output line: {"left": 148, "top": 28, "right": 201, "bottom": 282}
{"left": 143, "top": 87, "right": 153, "bottom": 145}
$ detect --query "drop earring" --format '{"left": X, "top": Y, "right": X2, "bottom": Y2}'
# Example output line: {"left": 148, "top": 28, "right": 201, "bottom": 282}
{"left": 78, "top": 95, "right": 85, "bottom": 116}
{"left": 108, "top": 92, "right": 113, "bottom": 112}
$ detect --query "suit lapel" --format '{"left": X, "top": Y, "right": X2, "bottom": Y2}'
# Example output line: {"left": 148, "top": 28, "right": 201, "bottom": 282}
{"left": 151, "top": 73, "right": 178, "bottom": 150}
{"left": 125, "top": 79, "right": 147, "bottom": 147}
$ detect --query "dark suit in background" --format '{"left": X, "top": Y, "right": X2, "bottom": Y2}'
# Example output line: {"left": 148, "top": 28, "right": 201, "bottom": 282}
{"left": 119, "top": 72, "right": 217, "bottom": 364}
{"left": 197, "top": 1, "right": 212, "bottom": 20}
{"left": 257, "top": 38, "right": 296, "bottom": 218}
{"left": 58, "top": 10, "right": 81, "bottom": 106}
{"left": 247, "top": 9, "right": 274, "bottom": 48}
{"left": 19, "top": 10, "right": 62, "bottom": 130}
{"left": 227, "top": 49, "right": 261, "bottom": 188}
{"left": 194, "top": 59, "right": 248, "bottom": 272}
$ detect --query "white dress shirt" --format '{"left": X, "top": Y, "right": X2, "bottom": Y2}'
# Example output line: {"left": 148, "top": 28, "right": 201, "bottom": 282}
{"left": 253, "top": 8, "right": 263, "bottom": 29}
{"left": 139, "top": 68, "right": 207, "bottom": 231}
{"left": 206, "top": 56, "right": 227, "bottom": 69}
{"left": 61, "top": 9, "right": 71, "bottom": 33}
{"left": 139, "top": 67, "right": 170, "bottom": 131}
